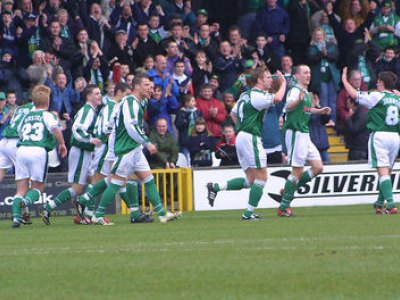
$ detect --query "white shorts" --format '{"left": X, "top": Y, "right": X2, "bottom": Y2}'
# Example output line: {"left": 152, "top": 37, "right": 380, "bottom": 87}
{"left": 369, "top": 131, "right": 400, "bottom": 168}
{"left": 285, "top": 129, "right": 321, "bottom": 167}
{"left": 68, "top": 146, "right": 93, "bottom": 185}
{"left": 89, "top": 144, "right": 106, "bottom": 176}
{"left": 111, "top": 147, "right": 150, "bottom": 178}
{"left": 15, "top": 146, "right": 48, "bottom": 182}
{"left": 0, "top": 138, "right": 18, "bottom": 169}
{"left": 236, "top": 131, "right": 267, "bottom": 171}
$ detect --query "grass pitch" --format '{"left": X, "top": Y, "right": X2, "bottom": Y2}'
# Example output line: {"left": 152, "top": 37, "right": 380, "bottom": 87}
{"left": 1, "top": 205, "right": 400, "bottom": 300}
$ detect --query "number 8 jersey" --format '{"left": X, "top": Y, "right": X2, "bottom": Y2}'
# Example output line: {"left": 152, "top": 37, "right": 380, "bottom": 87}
{"left": 18, "top": 109, "right": 59, "bottom": 152}
{"left": 357, "top": 91, "right": 400, "bottom": 132}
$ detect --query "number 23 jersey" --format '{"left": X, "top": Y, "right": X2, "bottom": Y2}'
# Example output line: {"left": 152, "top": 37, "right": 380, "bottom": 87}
{"left": 357, "top": 91, "right": 400, "bottom": 133}
{"left": 18, "top": 109, "right": 59, "bottom": 152}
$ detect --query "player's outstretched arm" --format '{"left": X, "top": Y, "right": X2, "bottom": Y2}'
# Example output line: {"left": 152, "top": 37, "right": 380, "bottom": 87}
{"left": 342, "top": 67, "right": 358, "bottom": 99}
{"left": 310, "top": 107, "right": 331, "bottom": 115}
{"left": 273, "top": 71, "right": 287, "bottom": 104}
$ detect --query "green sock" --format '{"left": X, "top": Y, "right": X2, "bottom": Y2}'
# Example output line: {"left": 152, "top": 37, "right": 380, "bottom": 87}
{"left": 12, "top": 195, "right": 24, "bottom": 220}
{"left": 379, "top": 176, "right": 394, "bottom": 208}
{"left": 95, "top": 183, "right": 121, "bottom": 217}
{"left": 297, "top": 169, "right": 313, "bottom": 188}
{"left": 227, "top": 178, "right": 248, "bottom": 190}
{"left": 281, "top": 175, "right": 298, "bottom": 209}
{"left": 51, "top": 188, "right": 74, "bottom": 209}
{"left": 243, "top": 180, "right": 265, "bottom": 217}
{"left": 145, "top": 178, "right": 166, "bottom": 216}
{"left": 24, "top": 189, "right": 41, "bottom": 206}
{"left": 120, "top": 181, "right": 141, "bottom": 218}
{"left": 80, "top": 179, "right": 108, "bottom": 206}
{"left": 376, "top": 188, "right": 384, "bottom": 206}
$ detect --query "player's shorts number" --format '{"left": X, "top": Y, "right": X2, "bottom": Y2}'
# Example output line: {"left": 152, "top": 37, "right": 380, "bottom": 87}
{"left": 21, "top": 123, "right": 44, "bottom": 142}
{"left": 385, "top": 105, "right": 399, "bottom": 126}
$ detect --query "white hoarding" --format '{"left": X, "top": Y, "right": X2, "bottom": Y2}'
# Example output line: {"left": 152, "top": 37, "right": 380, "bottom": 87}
{"left": 193, "top": 162, "right": 400, "bottom": 211}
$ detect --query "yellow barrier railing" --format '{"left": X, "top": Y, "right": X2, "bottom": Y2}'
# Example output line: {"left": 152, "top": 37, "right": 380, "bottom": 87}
{"left": 121, "top": 167, "right": 193, "bottom": 214}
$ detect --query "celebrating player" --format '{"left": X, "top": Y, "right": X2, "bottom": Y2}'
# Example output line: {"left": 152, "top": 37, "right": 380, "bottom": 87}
{"left": 342, "top": 68, "right": 400, "bottom": 214}
{"left": 207, "top": 67, "right": 286, "bottom": 220}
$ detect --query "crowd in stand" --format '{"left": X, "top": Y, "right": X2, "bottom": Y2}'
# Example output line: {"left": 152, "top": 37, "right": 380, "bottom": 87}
{"left": 0, "top": 0, "right": 399, "bottom": 170}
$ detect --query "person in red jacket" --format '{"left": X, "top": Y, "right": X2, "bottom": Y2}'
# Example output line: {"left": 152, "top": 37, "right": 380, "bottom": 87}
{"left": 195, "top": 83, "right": 227, "bottom": 142}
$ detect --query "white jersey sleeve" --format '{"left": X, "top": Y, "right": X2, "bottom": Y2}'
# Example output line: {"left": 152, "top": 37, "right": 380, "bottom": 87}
{"left": 42, "top": 111, "right": 59, "bottom": 132}
{"left": 285, "top": 87, "right": 301, "bottom": 111}
{"left": 72, "top": 107, "right": 95, "bottom": 143}
{"left": 249, "top": 90, "right": 275, "bottom": 111}
{"left": 357, "top": 91, "right": 384, "bottom": 109}
{"left": 122, "top": 100, "right": 149, "bottom": 144}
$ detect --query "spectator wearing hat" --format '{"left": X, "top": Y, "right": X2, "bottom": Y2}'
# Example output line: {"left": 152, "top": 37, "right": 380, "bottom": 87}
{"left": 109, "top": 0, "right": 138, "bottom": 44}
{"left": 191, "top": 8, "right": 208, "bottom": 35}
{"left": 193, "top": 24, "right": 219, "bottom": 62}
{"left": 14, "top": 11, "right": 40, "bottom": 68}
{"left": 213, "top": 40, "right": 243, "bottom": 93}
{"left": 370, "top": 0, "right": 400, "bottom": 50}
{"left": 0, "top": 50, "right": 29, "bottom": 101}
{"left": 131, "top": 23, "right": 161, "bottom": 67}
{"left": 0, "top": 10, "right": 18, "bottom": 56}
{"left": 107, "top": 28, "right": 136, "bottom": 72}
{"left": 209, "top": 74, "right": 223, "bottom": 100}
{"left": 0, "top": 91, "right": 10, "bottom": 140}
{"left": 253, "top": 0, "right": 289, "bottom": 59}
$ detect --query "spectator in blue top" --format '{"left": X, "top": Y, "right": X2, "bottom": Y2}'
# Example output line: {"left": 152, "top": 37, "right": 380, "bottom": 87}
{"left": 147, "top": 54, "right": 179, "bottom": 97}
{"left": 253, "top": 0, "right": 290, "bottom": 58}
{"left": 163, "top": 0, "right": 196, "bottom": 28}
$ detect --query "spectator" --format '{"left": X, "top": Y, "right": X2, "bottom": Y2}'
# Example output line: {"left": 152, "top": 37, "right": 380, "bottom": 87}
{"left": 172, "top": 59, "right": 192, "bottom": 101}
{"left": 339, "top": 0, "right": 370, "bottom": 28}
{"left": 175, "top": 94, "right": 202, "bottom": 163}
{"left": 195, "top": 83, "right": 227, "bottom": 140}
{"left": 227, "top": 25, "right": 254, "bottom": 59}
{"left": 252, "top": 33, "right": 281, "bottom": 73}
{"left": 132, "top": 23, "right": 161, "bottom": 67}
{"left": 0, "top": 50, "right": 29, "bottom": 101}
{"left": 160, "top": 23, "right": 196, "bottom": 58}
{"left": 57, "top": 8, "right": 83, "bottom": 42}
{"left": 191, "top": 49, "right": 212, "bottom": 95}
{"left": 370, "top": 0, "right": 400, "bottom": 50}
{"left": 213, "top": 40, "right": 243, "bottom": 92}
{"left": 0, "top": 10, "right": 18, "bottom": 56}
{"left": 236, "top": 0, "right": 265, "bottom": 41}
{"left": 109, "top": 1, "right": 138, "bottom": 44}
{"left": 163, "top": 0, "right": 196, "bottom": 28}
{"left": 209, "top": 74, "right": 223, "bottom": 100}
{"left": 83, "top": 41, "right": 109, "bottom": 94}
{"left": 309, "top": 93, "right": 330, "bottom": 162}
{"left": 188, "top": 116, "right": 214, "bottom": 167}
{"left": 374, "top": 46, "right": 400, "bottom": 87}
{"left": 215, "top": 123, "right": 239, "bottom": 166}
{"left": 326, "top": 1, "right": 376, "bottom": 68}
{"left": 253, "top": 0, "right": 289, "bottom": 58}
{"left": 148, "top": 14, "right": 168, "bottom": 44}
{"left": 307, "top": 27, "right": 340, "bottom": 124}
{"left": 147, "top": 84, "right": 179, "bottom": 134}
{"left": 26, "top": 50, "right": 47, "bottom": 84}
{"left": 143, "top": 55, "right": 155, "bottom": 72}
{"left": 336, "top": 69, "right": 367, "bottom": 127}
{"left": 147, "top": 118, "right": 179, "bottom": 169}
{"left": 191, "top": 8, "right": 209, "bottom": 35}
{"left": 193, "top": 23, "right": 219, "bottom": 62}
{"left": 39, "top": 19, "right": 76, "bottom": 79}
{"left": 280, "top": 54, "right": 294, "bottom": 85}
{"left": 102, "top": 80, "right": 115, "bottom": 106}
{"left": 79, "top": 1, "right": 112, "bottom": 56}
{"left": 165, "top": 40, "right": 192, "bottom": 76}
{"left": 107, "top": 29, "right": 136, "bottom": 72}
{"left": 147, "top": 54, "right": 179, "bottom": 98}
{"left": 222, "top": 92, "right": 235, "bottom": 117}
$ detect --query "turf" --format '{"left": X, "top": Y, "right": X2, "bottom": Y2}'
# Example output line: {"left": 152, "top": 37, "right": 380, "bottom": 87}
{"left": 1, "top": 205, "right": 399, "bottom": 300}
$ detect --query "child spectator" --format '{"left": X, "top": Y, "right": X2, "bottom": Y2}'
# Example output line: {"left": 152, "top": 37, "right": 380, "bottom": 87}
{"left": 172, "top": 59, "right": 192, "bottom": 102}
{"left": 215, "top": 124, "right": 239, "bottom": 166}
{"left": 188, "top": 117, "right": 215, "bottom": 167}
{"left": 102, "top": 80, "right": 115, "bottom": 106}
{"left": 195, "top": 83, "right": 227, "bottom": 141}
{"left": 143, "top": 55, "right": 155, "bottom": 73}
{"left": 175, "top": 94, "right": 202, "bottom": 163}
{"left": 191, "top": 50, "right": 212, "bottom": 96}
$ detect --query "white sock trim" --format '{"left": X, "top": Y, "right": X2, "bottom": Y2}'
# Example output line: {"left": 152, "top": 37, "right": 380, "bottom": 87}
{"left": 379, "top": 175, "right": 391, "bottom": 184}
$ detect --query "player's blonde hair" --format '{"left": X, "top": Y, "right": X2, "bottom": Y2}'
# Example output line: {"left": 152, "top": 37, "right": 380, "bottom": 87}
{"left": 32, "top": 84, "right": 51, "bottom": 107}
